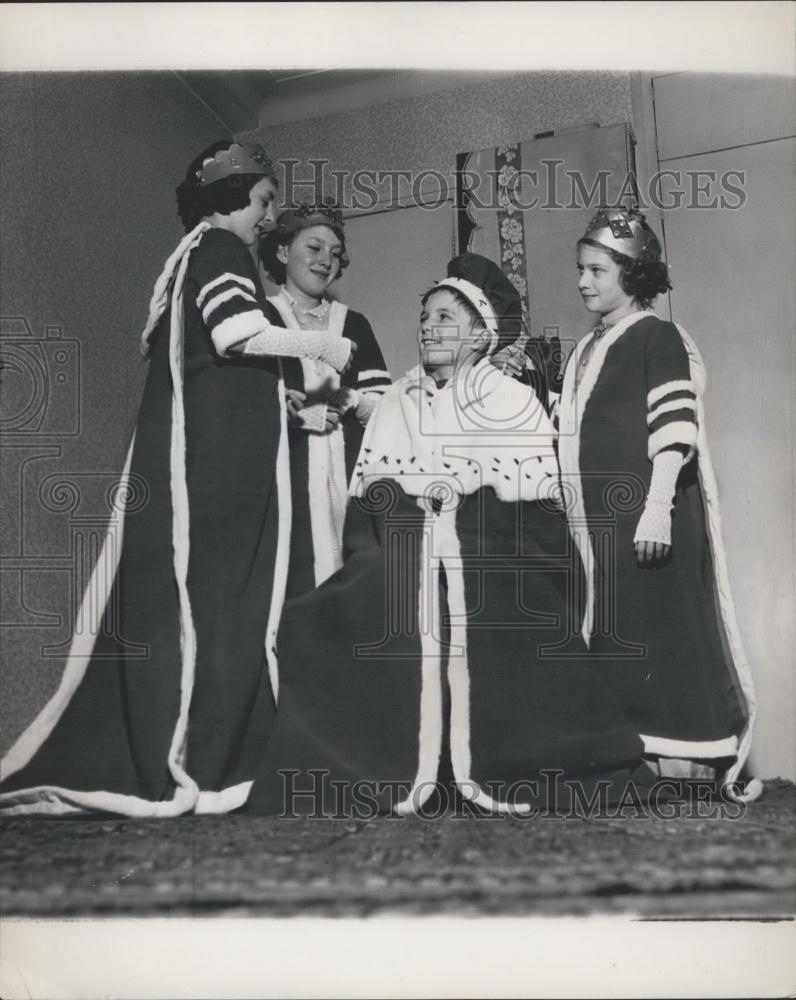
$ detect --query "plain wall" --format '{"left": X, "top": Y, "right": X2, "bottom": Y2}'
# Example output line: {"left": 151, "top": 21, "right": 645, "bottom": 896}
{"left": 257, "top": 70, "right": 633, "bottom": 221}
{"left": 0, "top": 72, "right": 226, "bottom": 750}
{"left": 647, "top": 73, "right": 795, "bottom": 782}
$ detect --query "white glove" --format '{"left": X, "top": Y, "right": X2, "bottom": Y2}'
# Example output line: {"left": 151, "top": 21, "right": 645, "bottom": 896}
{"left": 633, "top": 448, "right": 684, "bottom": 564}
{"left": 240, "top": 327, "right": 353, "bottom": 373}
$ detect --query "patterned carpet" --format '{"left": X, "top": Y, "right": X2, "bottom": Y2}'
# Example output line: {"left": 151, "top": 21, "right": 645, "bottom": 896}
{"left": 1, "top": 780, "right": 794, "bottom": 919}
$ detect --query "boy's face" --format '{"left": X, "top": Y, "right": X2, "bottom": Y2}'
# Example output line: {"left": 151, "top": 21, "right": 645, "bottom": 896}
{"left": 418, "top": 289, "right": 485, "bottom": 371}
{"left": 577, "top": 244, "right": 635, "bottom": 323}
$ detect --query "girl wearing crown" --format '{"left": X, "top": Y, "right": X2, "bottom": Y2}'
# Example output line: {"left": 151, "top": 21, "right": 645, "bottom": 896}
{"left": 260, "top": 207, "right": 391, "bottom": 598}
{"left": 245, "top": 252, "right": 654, "bottom": 816}
{"left": 1, "top": 139, "right": 356, "bottom": 817}
{"left": 557, "top": 208, "right": 758, "bottom": 799}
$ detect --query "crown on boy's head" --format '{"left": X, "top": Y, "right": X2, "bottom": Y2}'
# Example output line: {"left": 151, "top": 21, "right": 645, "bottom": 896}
{"left": 195, "top": 143, "right": 274, "bottom": 186}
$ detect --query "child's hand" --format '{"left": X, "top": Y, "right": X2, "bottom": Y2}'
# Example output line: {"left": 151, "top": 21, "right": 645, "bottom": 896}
{"left": 341, "top": 339, "right": 358, "bottom": 374}
{"left": 633, "top": 500, "right": 673, "bottom": 566}
{"left": 491, "top": 343, "right": 525, "bottom": 378}
{"left": 285, "top": 389, "right": 306, "bottom": 422}
{"left": 634, "top": 539, "right": 671, "bottom": 566}
{"left": 327, "top": 387, "right": 359, "bottom": 415}
{"left": 324, "top": 404, "right": 342, "bottom": 432}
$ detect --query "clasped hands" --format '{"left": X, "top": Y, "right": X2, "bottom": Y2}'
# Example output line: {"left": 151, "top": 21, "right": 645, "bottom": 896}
{"left": 285, "top": 386, "right": 359, "bottom": 432}
{"left": 285, "top": 343, "right": 358, "bottom": 433}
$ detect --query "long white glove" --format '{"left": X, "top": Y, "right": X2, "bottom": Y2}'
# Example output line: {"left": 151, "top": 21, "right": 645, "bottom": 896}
{"left": 241, "top": 326, "right": 352, "bottom": 373}
{"left": 634, "top": 448, "right": 685, "bottom": 548}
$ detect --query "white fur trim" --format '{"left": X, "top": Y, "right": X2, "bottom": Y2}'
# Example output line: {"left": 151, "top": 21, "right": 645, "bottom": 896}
{"left": 163, "top": 248, "right": 202, "bottom": 794}
{"left": 211, "top": 309, "right": 268, "bottom": 355}
{"left": 647, "top": 378, "right": 695, "bottom": 409}
{"left": 265, "top": 371, "right": 292, "bottom": 702}
{"left": 269, "top": 292, "right": 350, "bottom": 588}
{"left": 195, "top": 781, "right": 253, "bottom": 814}
{"left": 434, "top": 277, "right": 499, "bottom": 354}
{"left": 647, "top": 397, "right": 697, "bottom": 426}
{"left": 141, "top": 223, "right": 210, "bottom": 353}
{"left": 311, "top": 301, "right": 349, "bottom": 586}
{"left": 648, "top": 421, "right": 698, "bottom": 461}
{"left": 674, "top": 324, "right": 758, "bottom": 802}
{"left": 443, "top": 515, "right": 470, "bottom": 785}
{"left": 443, "top": 512, "right": 531, "bottom": 816}
{"left": 557, "top": 310, "right": 655, "bottom": 644}
{"left": 0, "top": 783, "right": 198, "bottom": 818}
{"left": 0, "top": 434, "right": 135, "bottom": 779}
{"left": 358, "top": 369, "right": 391, "bottom": 383}
{"left": 351, "top": 360, "right": 559, "bottom": 504}
{"left": 641, "top": 734, "right": 739, "bottom": 758}
{"left": 394, "top": 522, "right": 444, "bottom": 815}
{"left": 196, "top": 272, "right": 256, "bottom": 310}
{"left": 201, "top": 286, "right": 257, "bottom": 324}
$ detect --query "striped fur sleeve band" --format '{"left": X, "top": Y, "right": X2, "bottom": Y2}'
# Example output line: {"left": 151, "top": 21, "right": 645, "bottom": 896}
{"left": 196, "top": 272, "right": 262, "bottom": 354}
{"left": 357, "top": 368, "right": 391, "bottom": 393}
{"left": 646, "top": 379, "right": 698, "bottom": 461}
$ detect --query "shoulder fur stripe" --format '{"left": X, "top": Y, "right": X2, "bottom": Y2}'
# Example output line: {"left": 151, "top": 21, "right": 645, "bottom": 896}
{"left": 196, "top": 272, "right": 256, "bottom": 310}
{"left": 647, "top": 397, "right": 697, "bottom": 426}
{"left": 640, "top": 734, "right": 739, "bottom": 758}
{"left": 647, "top": 379, "right": 695, "bottom": 408}
{"left": 201, "top": 287, "right": 258, "bottom": 324}
{"left": 648, "top": 421, "right": 698, "bottom": 460}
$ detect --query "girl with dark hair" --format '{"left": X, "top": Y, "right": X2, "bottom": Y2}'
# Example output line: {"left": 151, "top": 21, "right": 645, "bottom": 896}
{"left": 245, "top": 252, "right": 655, "bottom": 817}
{"left": 1, "top": 139, "right": 354, "bottom": 817}
{"left": 260, "top": 204, "right": 391, "bottom": 597}
{"left": 558, "top": 208, "right": 759, "bottom": 801}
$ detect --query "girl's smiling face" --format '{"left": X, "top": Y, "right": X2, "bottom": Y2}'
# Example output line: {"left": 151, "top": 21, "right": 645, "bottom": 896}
{"left": 577, "top": 244, "right": 637, "bottom": 324}
{"left": 279, "top": 225, "right": 344, "bottom": 306}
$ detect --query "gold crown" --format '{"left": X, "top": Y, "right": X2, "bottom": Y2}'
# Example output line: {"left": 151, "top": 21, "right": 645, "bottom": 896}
{"left": 582, "top": 209, "right": 658, "bottom": 261}
{"left": 274, "top": 201, "right": 345, "bottom": 236}
{"left": 195, "top": 143, "right": 274, "bottom": 187}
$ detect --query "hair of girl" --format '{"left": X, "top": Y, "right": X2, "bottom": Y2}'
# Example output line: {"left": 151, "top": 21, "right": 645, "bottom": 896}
{"left": 176, "top": 140, "right": 277, "bottom": 232}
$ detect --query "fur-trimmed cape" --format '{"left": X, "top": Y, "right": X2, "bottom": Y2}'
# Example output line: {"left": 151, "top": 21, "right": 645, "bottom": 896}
{"left": 557, "top": 311, "right": 759, "bottom": 800}
{"left": 245, "top": 360, "right": 654, "bottom": 816}
{"left": 1, "top": 227, "right": 291, "bottom": 816}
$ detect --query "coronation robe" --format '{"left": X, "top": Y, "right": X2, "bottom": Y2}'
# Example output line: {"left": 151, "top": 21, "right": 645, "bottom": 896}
{"left": 557, "top": 311, "right": 757, "bottom": 796}
{"left": 246, "top": 359, "right": 653, "bottom": 816}
{"left": 2, "top": 226, "right": 291, "bottom": 816}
